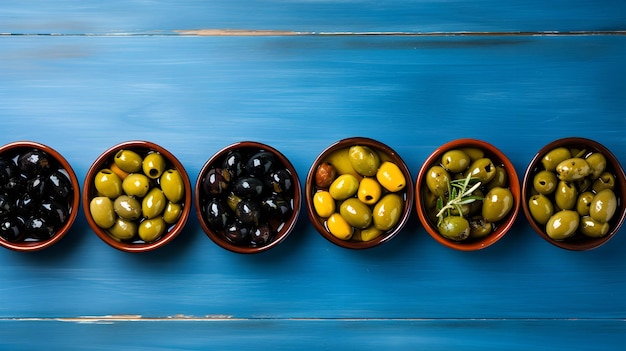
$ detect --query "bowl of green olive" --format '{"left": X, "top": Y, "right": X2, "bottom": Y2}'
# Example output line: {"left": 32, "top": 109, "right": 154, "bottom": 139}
{"left": 195, "top": 141, "right": 301, "bottom": 254}
{"left": 415, "top": 139, "right": 520, "bottom": 251}
{"left": 522, "top": 137, "right": 626, "bottom": 250}
{"left": 0, "top": 141, "right": 80, "bottom": 252}
{"left": 305, "top": 137, "right": 414, "bottom": 249}
{"left": 83, "top": 140, "right": 192, "bottom": 252}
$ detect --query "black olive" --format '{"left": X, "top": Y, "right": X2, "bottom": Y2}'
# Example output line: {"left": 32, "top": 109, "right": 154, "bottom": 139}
{"left": 26, "top": 174, "right": 48, "bottom": 199}
{"left": 203, "top": 198, "right": 230, "bottom": 230}
{"left": 25, "top": 216, "right": 55, "bottom": 240}
{"left": 223, "top": 220, "right": 251, "bottom": 244}
{"left": 235, "top": 200, "right": 261, "bottom": 226}
{"left": 261, "top": 195, "right": 292, "bottom": 218}
{"left": 17, "top": 149, "right": 52, "bottom": 176}
{"left": 0, "top": 216, "right": 25, "bottom": 242}
{"left": 47, "top": 170, "right": 73, "bottom": 200}
{"left": 250, "top": 223, "right": 273, "bottom": 246}
{"left": 233, "top": 177, "right": 264, "bottom": 199}
{"left": 2, "top": 176, "right": 25, "bottom": 197}
{"left": 15, "top": 193, "right": 37, "bottom": 217}
{"left": 222, "top": 150, "right": 245, "bottom": 179}
{"left": 266, "top": 169, "right": 293, "bottom": 194}
{"left": 0, "top": 194, "right": 12, "bottom": 217}
{"left": 245, "top": 151, "right": 275, "bottom": 177}
{"left": 202, "top": 168, "right": 230, "bottom": 196}
{"left": 39, "top": 198, "right": 69, "bottom": 228}
{"left": 0, "top": 157, "right": 17, "bottom": 184}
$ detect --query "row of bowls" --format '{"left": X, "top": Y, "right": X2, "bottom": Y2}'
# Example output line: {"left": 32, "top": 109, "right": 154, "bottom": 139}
{"left": 0, "top": 137, "right": 623, "bottom": 253}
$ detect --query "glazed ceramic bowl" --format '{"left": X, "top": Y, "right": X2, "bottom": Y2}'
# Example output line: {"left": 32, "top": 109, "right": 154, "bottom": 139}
{"left": 522, "top": 137, "right": 626, "bottom": 250}
{"left": 0, "top": 141, "right": 80, "bottom": 252}
{"left": 83, "top": 141, "right": 191, "bottom": 252}
{"left": 306, "top": 137, "right": 413, "bottom": 249}
{"left": 415, "top": 139, "right": 520, "bottom": 251}
{"left": 195, "top": 141, "right": 301, "bottom": 254}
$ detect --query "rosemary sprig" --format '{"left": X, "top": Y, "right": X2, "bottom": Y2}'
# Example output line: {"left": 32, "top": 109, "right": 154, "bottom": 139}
{"left": 435, "top": 173, "right": 483, "bottom": 226}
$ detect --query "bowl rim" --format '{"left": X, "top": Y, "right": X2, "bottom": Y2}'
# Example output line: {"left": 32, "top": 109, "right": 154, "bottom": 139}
{"left": 415, "top": 138, "right": 521, "bottom": 251}
{"left": 521, "top": 136, "right": 626, "bottom": 251}
{"left": 305, "top": 136, "right": 414, "bottom": 250}
{"left": 194, "top": 140, "right": 302, "bottom": 254}
{"left": 0, "top": 141, "right": 81, "bottom": 252}
{"left": 82, "top": 140, "right": 192, "bottom": 253}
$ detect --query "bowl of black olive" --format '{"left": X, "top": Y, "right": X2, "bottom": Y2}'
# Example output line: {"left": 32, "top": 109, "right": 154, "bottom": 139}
{"left": 522, "top": 137, "right": 626, "bottom": 250}
{"left": 83, "top": 140, "right": 192, "bottom": 252}
{"left": 0, "top": 141, "right": 80, "bottom": 252}
{"left": 195, "top": 141, "right": 301, "bottom": 254}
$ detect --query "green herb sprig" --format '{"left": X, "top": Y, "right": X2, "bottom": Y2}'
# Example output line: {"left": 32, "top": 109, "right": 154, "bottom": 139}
{"left": 435, "top": 173, "right": 483, "bottom": 225}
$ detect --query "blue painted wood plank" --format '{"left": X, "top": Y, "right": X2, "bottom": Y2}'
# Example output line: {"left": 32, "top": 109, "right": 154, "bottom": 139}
{"left": 1, "top": 0, "right": 625, "bottom": 34}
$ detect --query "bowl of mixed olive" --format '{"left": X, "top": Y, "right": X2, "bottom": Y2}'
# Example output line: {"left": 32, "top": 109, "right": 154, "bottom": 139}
{"left": 415, "top": 139, "right": 520, "bottom": 251}
{"left": 83, "top": 141, "right": 192, "bottom": 252}
{"left": 522, "top": 137, "right": 626, "bottom": 250}
{"left": 0, "top": 141, "right": 80, "bottom": 252}
{"left": 195, "top": 141, "right": 301, "bottom": 254}
{"left": 305, "top": 137, "right": 413, "bottom": 249}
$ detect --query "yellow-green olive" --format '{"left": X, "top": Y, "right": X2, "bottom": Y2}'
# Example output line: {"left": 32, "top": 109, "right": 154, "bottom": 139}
{"left": 466, "top": 158, "right": 497, "bottom": 184}
{"left": 575, "top": 177, "right": 592, "bottom": 193}
{"left": 460, "top": 147, "right": 484, "bottom": 162}
{"left": 569, "top": 148, "right": 587, "bottom": 158}
{"left": 468, "top": 216, "right": 493, "bottom": 239}
{"left": 533, "top": 170, "right": 558, "bottom": 195}
{"left": 545, "top": 210, "right": 579, "bottom": 240}
{"left": 143, "top": 152, "right": 167, "bottom": 179}
{"left": 122, "top": 173, "right": 151, "bottom": 198}
{"left": 482, "top": 187, "right": 514, "bottom": 222}
{"left": 108, "top": 217, "right": 137, "bottom": 241}
{"left": 357, "top": 177, "right": 382, "bottom": 205}
{"left": 541, "top": 147, "right": 571, "bottom": 171}
{"left": 592, "top": 172, "right": 616, "bottom": 193}
{"left": 357, "top": 226, "right": 383, "bottom": 241}
{"left": 585, "top": 152, "right": 607, "bottom": 180}
{"left": 142, "top": 187, "right": 167, "bottom": 219}
{"left": 348, "top": 145, "right": 380, "bottom": 177}
{"left": 580, "top": 216, "right": 610, "bottom": 238}
{"left": 138, "top": 217, "right": 166, "bottom": 242}
{"left": 576, "top": 191, "right": 595, "bottom": 217}
{"left": 313, "top": 190, "right": 335, "bottom": 218}
{"left": 113, "top": 195, "right": 142, "bottom": 221}
{"left": 160, "top": 169, "right": 185, "bottom": 203}
{"left": 486, "top": 166, "right": 508, "bottom": 191}
{"left": 421, "top": 188, "right": 439, "bottom": 210}
{"left": 555, "top": 180, "right": 577, "bottom": 210}
{"left": 90, "top": 196, "right": 116, "bottom": 229}
{"left": 441, "top": 149, "right": 471, "bottom": 173}
{"left": 376, "top": 161, "right": 406, "bottom": 192}
{"left": 114, "top": 149, "right": 143, "bottom": 173}
{"left": 94, "top": 169, "right": 122, "bottom": 198}
{"left": 329, "top": 174, "right": 360, "bottom": 200}
{"left": 327, "top": 213, "right": 353, "bottom": 240}
{"left": 339, "top": 198, "right": 372, "bottom": 229}
{"left": 425, "top": 165, "right": 450, "bottom": 198}
{"left": 438, "top": 216, "right": 470, "bottom": 241}
{"left": 450, "top": 203, "right": 471, "bottom": 216}
{"left": 555, "top": 157, "right": 591, "bottom": 181}
{"left": 589, "top": 188, "right": 617, "bottom": 223}
{"left": 528, "top": 194, "right": 554, "bottom": 225}
{"left": 372, "top": 193, "right": 403, "bottom": 231}
{"left": 163, "top": 201, "right": 183, "bottom": 224}
{"left": 468, "top": 188, "right": 484, "bottom": 216}
{"left": 226, "top": 192, "right": 241, "bottom": 212}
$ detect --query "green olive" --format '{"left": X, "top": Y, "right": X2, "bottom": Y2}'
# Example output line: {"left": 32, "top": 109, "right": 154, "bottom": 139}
{"left": 486, "top": 166, "right": 508, "bottom": 191}
{"left": 313, "top": 190, "right": 335, "bottom": 218}
{"left": 359, "top": 226, "right": 383, "bottom": 241}
{"left": 114, "top": 149, "right": 143, "bottom": 173}
{"left": 142, "top": 187, "right": 167, "bottom": 219}
{"left": 94, "top": 169, "right": 122, "bottom": 198}
{"left": 545, "top": 210, "right": 579, "bottom": 240}
{"left": 555, "top": 157, "right": 591, "bottom": 181}
{"left": 541, "top": 147, "right": 571, "bottom": 171}
{"left": 226, "top": 192, "right": 241, "bottom": 212}
{"left": 339, "top": 198, "right": 372, "bottom": 229}
{"left": 372, "top": 193, "right": 403, "bottom": 231}
{"left": 580, "top": 216, "right": 610, "bottom": 238}
{"left": 592, "top": 172, "right": 616, "bottom": 193}
{"left": 482, "top": 187, "right": 514, "bottom": 222}
{"left": 425, "top": 165, "right": 450, "bottom": 198}
{"left": 589, "top": 188, "right": 617, "bottom": 223}
{"left": 138, "top": 217, "right": 166, "bottom": 242}
{"left": 555, "top": 180, "right": 577, "bottom": 210}
{"left": 329, "top": 174, "right": 360, "bottom": 200}
{"left": 575, "top": 177, "right": 592, "bottom": 193}
{"left": 143, "top": 152, "right": 167, "bottom": 179}
{"left": 90, "top": 196, "right": 116, "bottom": 229}
{"left": 460, "top": 147, "right": 484, "bottom": 162}
{"left": 113, "top": 195, "right": 142, "bottom": 221}
{"left": 576, "top": 191, "right": 595, "bottom": 217}
{"left": 468, "top": 216, "right": 493, "bottom": 239}
{"left": 466, "top": 158, "right": 497, "bottom": 184}
{"left": 528, "top": 194, "right": 554, "bottom": 225}
{"left": 160, "top": 169, "right": 185, "bottom": 203}
{"left": 348, "top": 145, "right": 380, "bottom": 177}
{"left": 438, "top": 216, "right": 470, "bottom": 241}
{"left": 533, "top": 170, "right": 558, "bottom": 195}
{"left": 163, "top": 201, "right": 183, "bottom": 224}
{"left": 585, "top": 152, "right": 607, "bottom": 180}
{"left": 376, "top": 161, "right": 406, "bottom": 192}
{"left": 441, "top": 149, "right": 471, "bottom": 173}
{"left": 327, "top": 213, "right": 353, "bottom": 240}
{"left": 108, "top": 217, "right": 137, "bottom": 241}
{"left": 122, "top": 173, "right": 151, "bottom": 198}
{"left": 357, "top": 177, "right": 382, "bottom": 205}
{"left": 468, "top": 188, "right": 484, "bottom": 216}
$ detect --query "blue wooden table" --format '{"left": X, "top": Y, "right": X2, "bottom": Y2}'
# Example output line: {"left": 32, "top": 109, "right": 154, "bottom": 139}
{"left": 1, "top": 1, "right": 625, "bottom": 349}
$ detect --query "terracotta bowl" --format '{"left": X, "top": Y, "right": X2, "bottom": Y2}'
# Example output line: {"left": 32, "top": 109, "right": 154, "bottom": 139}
{"left": 83, "top": 141, "right": 191, "bottom": 252}
{"left": 415, "top": 139, "right": 520, "bottom": 251}
{"left": 0, "top": 141, "right": 80, "bottom": 252}
{"left": 195, "top": 141, "right": 301, "bottom": 254}
{"left": 306, "top": 137, "right": 414, "bottom": 249}
{"left": 522, "top": 137, "right": 626, "bottom": 250}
